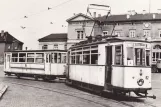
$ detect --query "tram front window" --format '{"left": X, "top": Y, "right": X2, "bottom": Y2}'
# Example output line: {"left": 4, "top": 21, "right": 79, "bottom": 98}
{"left": 135, "top": 48, "right": 145, "bottom": 66}
{"left": 127, "top": 47, "right": 134, "bottom": 65}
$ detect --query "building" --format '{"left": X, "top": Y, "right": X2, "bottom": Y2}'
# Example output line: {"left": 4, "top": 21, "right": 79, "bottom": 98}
{"left": 94, "top": 11, "right": 161, "bottom": 64}
{"left": 0, "top": 30, "right": 23, "bottom": 63}
{"left": 38, "top": 33, "right": 67, "bottom": 50}
{"left": 66, "top": 13, "right": 95, "bottom": 49}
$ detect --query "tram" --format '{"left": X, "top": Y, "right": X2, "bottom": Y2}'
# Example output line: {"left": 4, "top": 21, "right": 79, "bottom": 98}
{"left": 4, "top": 50, "right": 67, "bottom": 80}
{"left": 66, "top": 36, "right": 156, "bottom": 98}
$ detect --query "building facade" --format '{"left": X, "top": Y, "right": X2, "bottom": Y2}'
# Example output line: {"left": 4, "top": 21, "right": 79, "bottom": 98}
{"left": 66, "top": 13, "right": 95, "bottom": 49}
{"left": 38, "top": 33, "right": 67, "bottom": 50}
{"left": 0, "top": 30, "right": 23, "bottom": 64}
{"left": 95, "top": 12, "right": 161, "bottom": 64}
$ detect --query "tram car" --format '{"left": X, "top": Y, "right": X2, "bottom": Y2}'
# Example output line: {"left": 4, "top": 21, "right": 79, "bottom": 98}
{"left": 66, "top": 36, "right": 155, "bottom": 98}
{"left": 4, "top": 50, "right": 67, "bottom": 81}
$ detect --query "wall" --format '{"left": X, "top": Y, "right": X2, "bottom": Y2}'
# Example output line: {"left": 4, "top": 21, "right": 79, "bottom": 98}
{"left": 95, "top": 21, "right": 161, "bottom": 39}
{"left": 0, "top": 43, "right": 5, "bottom": 64}
{"left": 67, "top": 21, "right": 95, "bottom": 49}
{"left": 39, "top": 41, "right": 66, "bottom": 50}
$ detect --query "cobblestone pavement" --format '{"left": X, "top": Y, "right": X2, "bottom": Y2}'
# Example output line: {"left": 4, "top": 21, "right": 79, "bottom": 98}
{"left": 0, "top": 65, "right": 160, "bottom": 107}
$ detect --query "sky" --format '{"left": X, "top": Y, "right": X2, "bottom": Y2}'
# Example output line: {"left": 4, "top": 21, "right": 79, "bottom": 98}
{"left": 0, "top": 0, "right": 161, "bottom": 50}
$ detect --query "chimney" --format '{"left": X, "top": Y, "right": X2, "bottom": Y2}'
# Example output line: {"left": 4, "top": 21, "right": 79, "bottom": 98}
{"left": 26, "top": 47, "right": 28, "bottom": 50}
{"left": 143, "top": 10, "right": 146, "bottom": 15}
{"left": 1, "top": 30, "right": 5, "bottom": 37}
{"left": 98, "top": 14, "right": 101, "bottom": 17}
{"left": 157, "top": 9, "right": 161, "bottom": 14}
{"left": 153, "top": 14, "right": 156, "bottom": 19}
{"left": 93, "top": 12, "right": 96, "bottom": 18}
{"left": 127, "top": 10, "right": 131, "bottom": 19}
{"left": 131, "top": 10, "right": 136, "bottom": 15}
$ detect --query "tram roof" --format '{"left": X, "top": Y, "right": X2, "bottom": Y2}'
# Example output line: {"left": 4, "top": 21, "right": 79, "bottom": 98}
{"left": 5, "top": 49, "right": 67, "bottom": 53}
{"left": 70, "top": 37, "right": 150, "bottom": 48}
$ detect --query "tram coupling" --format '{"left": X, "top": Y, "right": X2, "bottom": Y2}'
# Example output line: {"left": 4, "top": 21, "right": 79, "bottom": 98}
{"left": 134, "top": 92, "right": 156, "bottom": 99}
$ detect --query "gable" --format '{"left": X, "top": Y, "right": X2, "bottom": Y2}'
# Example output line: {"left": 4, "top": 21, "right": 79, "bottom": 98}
{"left": 71, "top": 15, "right": 92, "bottom": 21}
{"left": 66, "top": 13, "right": 93, "bottom": 22}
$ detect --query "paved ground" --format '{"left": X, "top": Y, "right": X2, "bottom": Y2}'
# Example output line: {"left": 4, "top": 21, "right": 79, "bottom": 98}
{"left": 0, "top": 65, "right": 161, "bottom": 107}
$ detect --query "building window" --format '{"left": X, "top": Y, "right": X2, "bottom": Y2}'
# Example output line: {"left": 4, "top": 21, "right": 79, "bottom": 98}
{"left": 115, "top": 31, "right": 121, "bottom": 37}
{"left": 159, "top": 30, "right": 161, "bottom": 37}
{"left": 143, "top": 30, "right": 150, "bottom": 37}
{"left": 77, "top": 31, "right": 84, "bottom": 39}
{"left": 42, "top": 45, "right": 48, "bottom": 50}
{"left": 54, "top": 44, "right": 58, "bottom": 50}
{"left": 103, "top": 31, "right": 108, "bottom": 36}
{"left": 129, "top": 30, "right": 136, "bottom": 37}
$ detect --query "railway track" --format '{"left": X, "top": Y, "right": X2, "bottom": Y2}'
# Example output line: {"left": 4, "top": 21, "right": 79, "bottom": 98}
{"left": 1, "top": 78, "right": 156, "bottom": 107}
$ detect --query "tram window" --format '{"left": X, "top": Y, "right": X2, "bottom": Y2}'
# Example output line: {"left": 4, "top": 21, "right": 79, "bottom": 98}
{"left": 19, "top": 53, "right": 26, "bottom": 62}
{"left": 152, "top": 52, "right": 155, "bottom": 61}
{"left": 12, "top": 58, "right": 18, "bottom": 62}
{"left": 76, "top": 55, "right": 82, "bottom": 64}
{"left": 61, "top": 53, "right": 66, "bottom": 63}
{"left": 19, "top": 58, "right": 26, "bottom": 62}
{"left": 12, "top": 53, "right": 18, "bottom": 62}
{"left": 83, "top": 55, "right": 90, "bottom": 64}
{"left": 12, "top": 53, "right": 18, "bottom": 57}
{"left": 35, "top": 53, "right": 44, "bottom": 63}
{"left": 156, "top": 52, "right": 159, "bottom": 59}
{"left": 51, "top": 53, "right": 54, "bottom": 63}
{"left": 57, "top": 53, "right": 61, "bottom": 63}
{"left": 146, "top": 50, "right": 150, "bottom": 66}
{"left": 54, "top": 53, "right": 57, "bottom": 63}
{"left": 35, "top": 58, "right": 43, "bottom": 63}
{"left": 36, "top": 53, "right": 44, "bottom": 57}
{"left": 27, "top": 58, "right": 34, "bottom": 62}
{"left": 27, "top": 53, "right": 34, "bottom": 57}
{"left": 135, "top": 48, "right": 145, "bottom": 66}
{"left": 91, "top": 54, "right": 98, "bottom": 64}
{"left": 115, "top": 46, "right": 123, "bottom": 65}
{"left": 27, "top": 53, "right": 35, "bottom": 63}
{"left": 71, "top": 56, "right": 75, "bottom": 64}
{"left": 83, "top": 51, "right": 90, "bottom": 64}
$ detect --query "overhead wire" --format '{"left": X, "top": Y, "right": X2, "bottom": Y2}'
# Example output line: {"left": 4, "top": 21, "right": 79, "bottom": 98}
{"left": 2, "top": 0, "right": 76, "bottom": 30}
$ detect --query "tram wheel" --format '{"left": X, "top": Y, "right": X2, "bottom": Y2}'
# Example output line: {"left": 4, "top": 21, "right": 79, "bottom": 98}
{"left": 16, "top": 74, "right": 20, "bottom": 79}
{"left": 34, "top": 75, "right": 38, "bottom": 81}
{"left": 42, "top": 77, "right": 48, "bottom": 81}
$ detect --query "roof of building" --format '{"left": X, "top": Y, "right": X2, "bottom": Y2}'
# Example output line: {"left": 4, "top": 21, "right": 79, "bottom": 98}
{"left": 0, "top": 31, "right": 23, "bottom": 44}
{"left": 96, "top": 13, "right": 161, "bottom": 23}
{"left": 38, "top": 33, "right": 67, "bottom": 42}
{"left": 66, "top": 13, "right": 94, "bottom": 22}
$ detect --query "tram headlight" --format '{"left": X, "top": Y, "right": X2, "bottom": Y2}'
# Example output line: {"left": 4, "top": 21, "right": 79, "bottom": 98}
{"left": 137, "top": 79, "right": 144, "bottom": 86}
{"left": 145, "top": 76, "right": 149, "bottom": 80}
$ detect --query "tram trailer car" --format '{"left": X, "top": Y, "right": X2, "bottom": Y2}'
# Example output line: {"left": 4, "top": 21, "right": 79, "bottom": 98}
{"left": 66, "top": 37, "right": 156, "bottom": 99}
{"left": 4, "top": 50, "right": 67, "bottom": 81}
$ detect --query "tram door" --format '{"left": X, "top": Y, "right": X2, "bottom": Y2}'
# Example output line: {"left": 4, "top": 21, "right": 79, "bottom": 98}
{"left": 105, "top": 46, "right": 112, "bottom": 84}
{"left": 45, "top": 53, "right": 51, "bottom": 75}
{"left": 5, "top": 53, "right": 11, "bottom": 71}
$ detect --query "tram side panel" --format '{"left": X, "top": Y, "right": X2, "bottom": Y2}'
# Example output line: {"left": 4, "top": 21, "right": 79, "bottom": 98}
{"left": 9, "top": 63, "right": 45, "bottom": 74}
{"left": 112, "top": 66, "right": 151, "bottom": 89}
{"left": 69, "top": 65, "right": 105, "bottom": 86}
{"left": 50, "top": 63, "right": 66, "bottom": 76}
